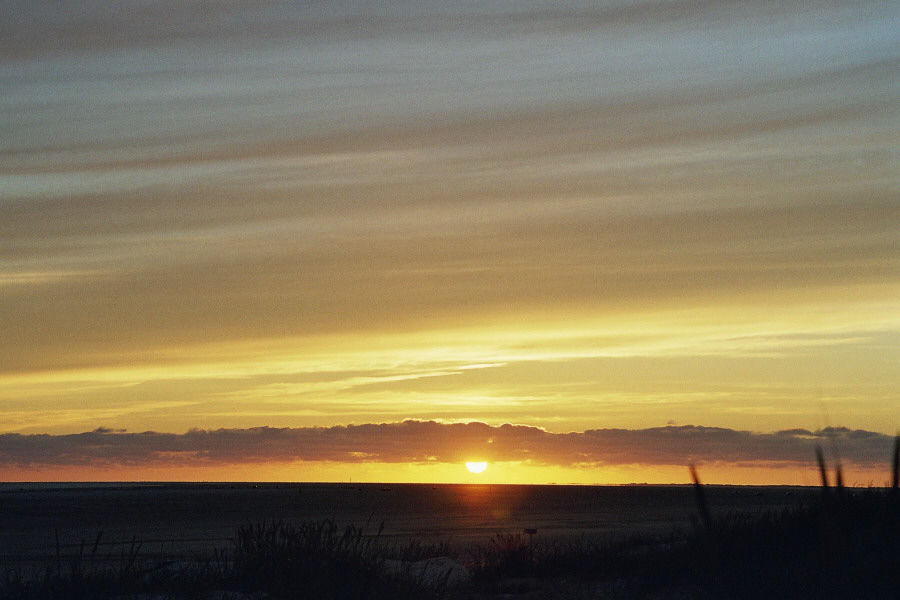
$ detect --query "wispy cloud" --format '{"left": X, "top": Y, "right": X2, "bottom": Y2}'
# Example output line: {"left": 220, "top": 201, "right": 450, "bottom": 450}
{"left": 1, "top": 0, "right": 897, "bottom": 442}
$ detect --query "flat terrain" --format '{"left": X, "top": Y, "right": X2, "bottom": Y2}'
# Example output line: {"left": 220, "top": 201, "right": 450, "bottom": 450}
{"left": 0, "top": 483, "right": 811, "bottom": 567}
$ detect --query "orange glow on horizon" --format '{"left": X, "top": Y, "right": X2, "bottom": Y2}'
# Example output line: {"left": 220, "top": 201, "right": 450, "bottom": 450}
{"left": 2, "top": 1, "right": 897, "bottom": 490}
{"left": 0, "top": 460, "right": 893, "bottom": 488}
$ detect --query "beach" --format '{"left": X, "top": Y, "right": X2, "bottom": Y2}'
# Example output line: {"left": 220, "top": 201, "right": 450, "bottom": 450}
{"left": 0, "top": 482, "right": 810, "bottom": 568}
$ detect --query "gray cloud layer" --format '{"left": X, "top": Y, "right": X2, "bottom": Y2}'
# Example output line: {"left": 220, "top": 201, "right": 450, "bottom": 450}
{"left": 0, "top": 421, "right": 893, "bottom": 469}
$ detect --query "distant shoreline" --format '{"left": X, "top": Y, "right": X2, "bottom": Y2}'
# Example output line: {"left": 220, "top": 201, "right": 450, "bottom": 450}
{"left": 0, "top": 480, "right": 853, "bottom": 491}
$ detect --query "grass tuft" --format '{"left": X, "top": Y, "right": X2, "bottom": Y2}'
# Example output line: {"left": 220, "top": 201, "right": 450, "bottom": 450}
{"left": 3, "top": 444, "right": 898, "bottom": 599}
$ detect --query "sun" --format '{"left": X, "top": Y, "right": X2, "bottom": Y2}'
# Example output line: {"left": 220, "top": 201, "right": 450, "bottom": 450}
{"left": 465, "top": 461, "right": 488, "bottom": 474}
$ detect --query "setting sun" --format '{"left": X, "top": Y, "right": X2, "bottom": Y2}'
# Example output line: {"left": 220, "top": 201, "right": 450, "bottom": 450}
{"left": 0, "top": 0, "right": 896, "bottom": 489}
{"left": 465, "top": 461, "right": 488, "bottom": 474}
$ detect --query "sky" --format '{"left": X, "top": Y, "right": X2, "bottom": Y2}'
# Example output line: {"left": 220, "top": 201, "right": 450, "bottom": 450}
{"left": 1, "top": 0, "right": 898, "bottom": 484}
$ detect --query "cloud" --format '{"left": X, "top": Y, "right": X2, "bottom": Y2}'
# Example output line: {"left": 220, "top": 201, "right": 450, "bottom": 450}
{"left": 0, "top": 421, "right": 893, "bottom": 470}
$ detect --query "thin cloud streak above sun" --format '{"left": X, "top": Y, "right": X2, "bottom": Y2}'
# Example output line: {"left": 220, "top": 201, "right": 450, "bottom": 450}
{"left": 1, "top": 313, "right": 896, "bottom": 436}
{"left": 0, "top": 0, "right": 898, "bottom": 483}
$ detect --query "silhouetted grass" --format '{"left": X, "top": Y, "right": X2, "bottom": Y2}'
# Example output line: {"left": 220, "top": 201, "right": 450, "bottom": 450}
{"left": 0, "top": 520, "right": 449, "bottom": 600}
{"left": 228, "top": 519, "right": 442, "bottom": 599}
{"left": 5, "top": 492, "right": 897, "bottom": 600}
{"left": 467, "top": 443, "right": 900, "bottom": 598}
{"left": 683, "top": 488, "right": 899, "bottom": 599}
{"left": 3, "top": 442, "right": 898, "bottom": 599}
{"left": 462, "top": 486, "right": 898, "bottom": 599}
{"left": 892, "top": 433, "right": 899, "bottom": 491}
{"left": 0, "top": 530, "right": 160, "bottom": 600}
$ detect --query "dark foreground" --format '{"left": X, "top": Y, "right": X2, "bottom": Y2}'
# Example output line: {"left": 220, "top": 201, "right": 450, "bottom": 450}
{"left": 0, "top": 484, "right": 897, "bottom": 599}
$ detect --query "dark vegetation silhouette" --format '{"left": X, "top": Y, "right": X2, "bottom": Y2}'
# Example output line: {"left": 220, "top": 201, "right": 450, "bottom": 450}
{"left": 2, "top": 437, "right": 897, "bottom": 599}
{"left": 669, "top": 441, "right": 900, "bottom": 600}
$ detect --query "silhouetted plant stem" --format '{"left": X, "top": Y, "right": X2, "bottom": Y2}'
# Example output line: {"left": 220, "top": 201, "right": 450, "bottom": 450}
{"left": 689, "top": 464, "right": 711, "bottom": 529}
{"left": 815, "top": 446, "right": 829, "bottom": 491}
{"left": 892, "top": 434, "right": 899, "bottom": 491}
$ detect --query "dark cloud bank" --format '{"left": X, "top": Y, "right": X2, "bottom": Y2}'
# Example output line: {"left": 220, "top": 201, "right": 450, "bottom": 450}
{"left": 0, "top": 422, "right": 894, "bottom": 470}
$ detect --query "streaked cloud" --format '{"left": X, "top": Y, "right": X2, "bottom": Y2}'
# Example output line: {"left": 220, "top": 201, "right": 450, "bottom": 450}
{"left": 1, "top": 317, "right": 896, "bottom": 436}
{"left": 0, "top": 0, "right": 897, "bottom": 456}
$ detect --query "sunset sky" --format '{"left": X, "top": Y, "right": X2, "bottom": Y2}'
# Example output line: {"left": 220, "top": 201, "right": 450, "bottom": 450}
{"left": 1, "top": 0, "right": 897, "bottom": 484}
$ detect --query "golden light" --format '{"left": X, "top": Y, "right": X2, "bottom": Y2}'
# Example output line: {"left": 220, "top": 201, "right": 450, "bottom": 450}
{"left": 465, "top": 461, "right": 488, "bottom": 474}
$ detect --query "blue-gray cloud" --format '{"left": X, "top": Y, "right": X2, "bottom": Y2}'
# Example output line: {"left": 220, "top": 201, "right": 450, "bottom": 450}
{"left": 0, "top": 422, "right": 893, "bottom": 470}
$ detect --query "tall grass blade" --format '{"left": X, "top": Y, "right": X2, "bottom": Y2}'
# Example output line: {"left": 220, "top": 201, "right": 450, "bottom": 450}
{"left": 91, "top": 530, "right": 103, "bottom": 559}
{"left": 689, "top": 463, "right": 711, "bottom": 528}
{"left": 815, "top": 445, "right": 829, "bottom": 490}
{"left": 892, "top": 434, "right": 899, "bottom": 490}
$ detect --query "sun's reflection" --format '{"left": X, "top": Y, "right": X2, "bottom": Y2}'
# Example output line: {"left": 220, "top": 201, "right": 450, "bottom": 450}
{"left": 451, "top": 482, "right": 531, "bottom": 525}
